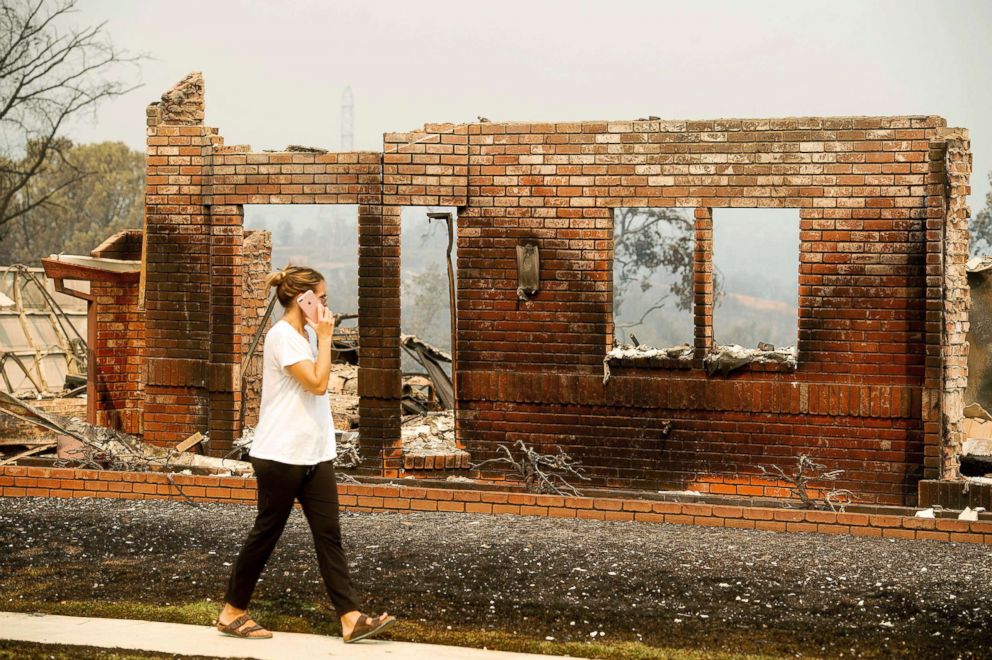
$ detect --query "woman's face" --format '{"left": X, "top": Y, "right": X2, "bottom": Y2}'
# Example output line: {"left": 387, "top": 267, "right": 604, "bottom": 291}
{"left": 313, "top": 280, "right": 327, "bottom": 308}
{"left": 288, "top": 279, "right": 327, "bottom": 313}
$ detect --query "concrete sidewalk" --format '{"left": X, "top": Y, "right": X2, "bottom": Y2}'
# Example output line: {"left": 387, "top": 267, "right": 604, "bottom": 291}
{"left": 0, "top": 612, "right": 567, "bottom": 659}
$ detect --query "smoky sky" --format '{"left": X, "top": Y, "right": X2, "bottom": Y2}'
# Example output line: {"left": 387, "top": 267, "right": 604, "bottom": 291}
{"left": 69, "top": 0, "right": 992, "bottom": 213}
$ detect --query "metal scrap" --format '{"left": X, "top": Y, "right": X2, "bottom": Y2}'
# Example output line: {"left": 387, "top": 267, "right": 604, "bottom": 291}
{"left": 0, "top": 264, "right": 87, "bottom": 396}
{"left": 401, "top": 334, "right": 454, "bottom": 409}
{"left": 0, "top": 390, "right": 249, "bottom": 473}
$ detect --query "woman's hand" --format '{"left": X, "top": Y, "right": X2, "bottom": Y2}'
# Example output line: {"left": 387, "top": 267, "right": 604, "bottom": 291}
{"left": 308, "top": 304, "right": 335, "bottom": 341}
{"left": 291, "top": 304, "right": 335, "bottom": 395}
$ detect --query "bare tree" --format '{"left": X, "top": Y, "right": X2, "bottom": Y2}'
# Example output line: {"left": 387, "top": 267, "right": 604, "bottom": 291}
{"left": 613, "top": 208, "right": 692, "bottom": 317}
{"left": 0, "top": 0, "right": 139, "bottom": 232}
{"left": 758, "top": 454, "right": 854, "bottom": 512}
{"left": 613, "top": 208, "right": 728, "bottom": 337}
{"left": 472, "top": 439, "right": 591, "bottom": 496}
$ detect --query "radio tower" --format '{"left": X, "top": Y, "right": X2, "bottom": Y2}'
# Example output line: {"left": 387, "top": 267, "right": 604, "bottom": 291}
{"left": 340, "top": 86, "right": 354, "bottom": 151}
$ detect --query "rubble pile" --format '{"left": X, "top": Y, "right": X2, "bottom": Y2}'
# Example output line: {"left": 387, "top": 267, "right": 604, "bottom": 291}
{"left": 401, "top": 411, "right": 456, "bottom": 455}
{"left": 961, "top": 402, "right": 992, "bottom": 479}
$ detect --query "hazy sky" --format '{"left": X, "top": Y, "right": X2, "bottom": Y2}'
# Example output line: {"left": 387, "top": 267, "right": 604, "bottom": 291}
{"left": 70, "top": 0, "right": 992, "bottom": 211}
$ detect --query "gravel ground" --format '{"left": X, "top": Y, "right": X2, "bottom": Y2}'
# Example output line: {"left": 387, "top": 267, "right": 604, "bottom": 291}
{"left": 1, "top": 497, "right": 990, "bottom": 659}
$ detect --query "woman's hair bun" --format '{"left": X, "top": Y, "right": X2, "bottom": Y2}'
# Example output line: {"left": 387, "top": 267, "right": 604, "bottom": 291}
{"left": 265, "top": 265, "right": 323, "bottom": 307}
{"left": 264, "top": 270, "right": 287, "bottom": 289}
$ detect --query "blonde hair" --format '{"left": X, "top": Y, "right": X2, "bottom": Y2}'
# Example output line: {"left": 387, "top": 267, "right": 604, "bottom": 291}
{"left": 265, "top": 265, "right": 324, "bottom": 307}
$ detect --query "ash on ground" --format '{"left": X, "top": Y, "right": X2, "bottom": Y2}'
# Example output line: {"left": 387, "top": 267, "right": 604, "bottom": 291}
{"left": 1, "top": 497, "right": 990, "bottom": 659}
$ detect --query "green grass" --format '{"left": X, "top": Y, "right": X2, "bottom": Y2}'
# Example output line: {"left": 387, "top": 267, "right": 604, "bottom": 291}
{"left": 0, "top": 638, "right": 252, "bottom": 660}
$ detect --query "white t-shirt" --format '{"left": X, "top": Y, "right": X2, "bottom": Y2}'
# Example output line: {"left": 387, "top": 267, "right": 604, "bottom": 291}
{"left": 249, "top": 320, "right": 336, "bottom": 465}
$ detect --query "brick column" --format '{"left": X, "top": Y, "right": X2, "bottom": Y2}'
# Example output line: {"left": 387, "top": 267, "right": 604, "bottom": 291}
{"left": 938, "top": 129, "right": 973, "bottom": 479}
{"left": 240, "top": 230, "right": 272, "bottom": 429}
{"left": 142, "top": 73, "right": 211, "bottom": 446}
{"left": 922, "top": 140, "right": 946, "bottom": 479}
{"left": 357, "top": 201, "right": 403, "bottom": 476}
{"left": 90, "top": 280, "right": 144, "bottom": 434}
{"left": 693, "top": 207, "right": 713, "bottom": 363}
{"left": 207, "top": 204, "right": 244, "bottom": 456}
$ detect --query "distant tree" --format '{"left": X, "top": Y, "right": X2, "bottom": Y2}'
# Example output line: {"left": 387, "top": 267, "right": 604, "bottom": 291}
{"left": 275, "top": 219, "right": 296, "bottom": 245}
{"left": 613, "top": 208, "right": 726, "bottom": 342}
{"left": 402, "top": 262, "right": 449, "bottom": 349}
{"left": 971, "top": 172, "right": 992, "bottom": 255}
{"left": 0, "top": 0, "right": 139, "bottom": 232}
{"left": 299, "top": 225, "right": 318, "bottom": 248}
{"left": 0, "top": 140, "right": 143, "bottom": 264}
{"left": 613, "top": 208, "right": 694, "bottom": 322}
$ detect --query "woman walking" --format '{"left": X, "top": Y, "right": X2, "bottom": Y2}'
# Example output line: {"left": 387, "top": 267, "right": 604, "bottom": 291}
{"left": 216, "top": 266, "right": 395, "bottom": 643}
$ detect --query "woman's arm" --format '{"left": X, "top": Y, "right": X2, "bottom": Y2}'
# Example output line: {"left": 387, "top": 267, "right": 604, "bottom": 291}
{"left": 287, "top": 306, "right": 335, "bottom": 394}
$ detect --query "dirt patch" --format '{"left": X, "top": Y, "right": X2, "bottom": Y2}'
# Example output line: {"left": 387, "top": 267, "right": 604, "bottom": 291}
{"left": 1, "top": 497, "right": 990, "bottom": 659}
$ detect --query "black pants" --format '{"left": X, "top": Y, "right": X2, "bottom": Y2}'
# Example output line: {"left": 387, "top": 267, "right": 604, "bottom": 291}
{"left": 225, "top": 457, "right": 360, "bottom": 617}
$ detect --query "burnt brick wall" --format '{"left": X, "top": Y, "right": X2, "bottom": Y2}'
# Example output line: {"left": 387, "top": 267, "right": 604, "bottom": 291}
{"left": 142, "top": 74, "right": 212, "bottom": 447}
{"left": 204, "top": 147, "right": 401, "bottom": 472}
{"left": 131, "top": 74, "right": 970, "bottom": 506}
{"left": 89, "top": 279, "right": 144, "bottom": 434}
{"left": 445, "top": 116, "right": 964, "bottom": 506}
{"left": 936, "top": 129, "right": 973, "bottom": 479}
{"left": 240, "top": 230, "right": 271, "bottom": 428}
{"left": 140, "top": 73, "right": 405, "bottom": 466}
{"left": 89, "top": 231, "right": 145, "bottom": 435}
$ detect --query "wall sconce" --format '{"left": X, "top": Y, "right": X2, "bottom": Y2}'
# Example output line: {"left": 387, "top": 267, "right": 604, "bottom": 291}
{"left": 516, "top": 240, "right": 539, "bottom": 301}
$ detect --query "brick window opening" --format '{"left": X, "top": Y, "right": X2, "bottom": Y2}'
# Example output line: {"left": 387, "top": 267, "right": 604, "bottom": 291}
{"left": 400, "top": 206, "right": 466, "bottom": 468}
{"left": 400, "top": 206, "right": 457, "bottom": 378}
{"left": 608, "top": 207, "right": 695, "bottom": 365}
{"left": 244, "top": 205, "right": 358, "bottom": 324}
{"left": 242, "top": 204, "right": 360, "bottom": 430}
{"left": 707, "top": 208, "right": 800, "bottom": 373}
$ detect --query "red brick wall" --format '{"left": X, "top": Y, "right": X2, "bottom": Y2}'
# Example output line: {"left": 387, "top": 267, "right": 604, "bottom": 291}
{"left": 140, "top": 73, "right": 404, "bottom": 471}
{"left": 132, "top": 74, "right": 971, "bottom": 507}
{"left": 204, "top": 148, "right": 402, "bottom": 474}
{"left": 88, "top": 231, "right": 145, "bottom": 435}
{"left": 142, "top": 74, "right": 212, "bottom": 447}
{"left": 3, "top": 465, "right": 990, "bottom": 545}
{"left": 440, "top": 117, "right": 958, "bottom": 506}
{"left": 90, "top": 280, "right": 144, "bottom": 434}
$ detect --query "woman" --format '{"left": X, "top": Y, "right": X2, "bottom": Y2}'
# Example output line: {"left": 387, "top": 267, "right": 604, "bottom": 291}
{"left": 216, "top": 265, "right": 396, "bottom": 643}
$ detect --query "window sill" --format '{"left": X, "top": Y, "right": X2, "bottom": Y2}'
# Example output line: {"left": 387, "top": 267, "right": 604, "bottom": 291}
{"left": 603, "top": 344, "right": 693, "bottom": 381}
{"left": 602, "top": 344, "right": 799, "bottom": 381}
{"left": 703, "top": 345, "right": 798, "bottom": 376}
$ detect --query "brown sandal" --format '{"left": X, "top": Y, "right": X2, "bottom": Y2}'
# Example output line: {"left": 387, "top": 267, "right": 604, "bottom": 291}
{"left": 215, "top": 613, "right": 273, "bottom": 639}
{"left": 343, "top": 613, "right": 396, "bottom": 643}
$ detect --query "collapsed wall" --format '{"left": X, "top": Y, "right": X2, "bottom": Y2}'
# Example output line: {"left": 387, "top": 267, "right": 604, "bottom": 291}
{"left": 89, "top": 230, "right": 145, "bottom": 434}
{"left": 239, "top": 230, "right": 272, "bottom": 429}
